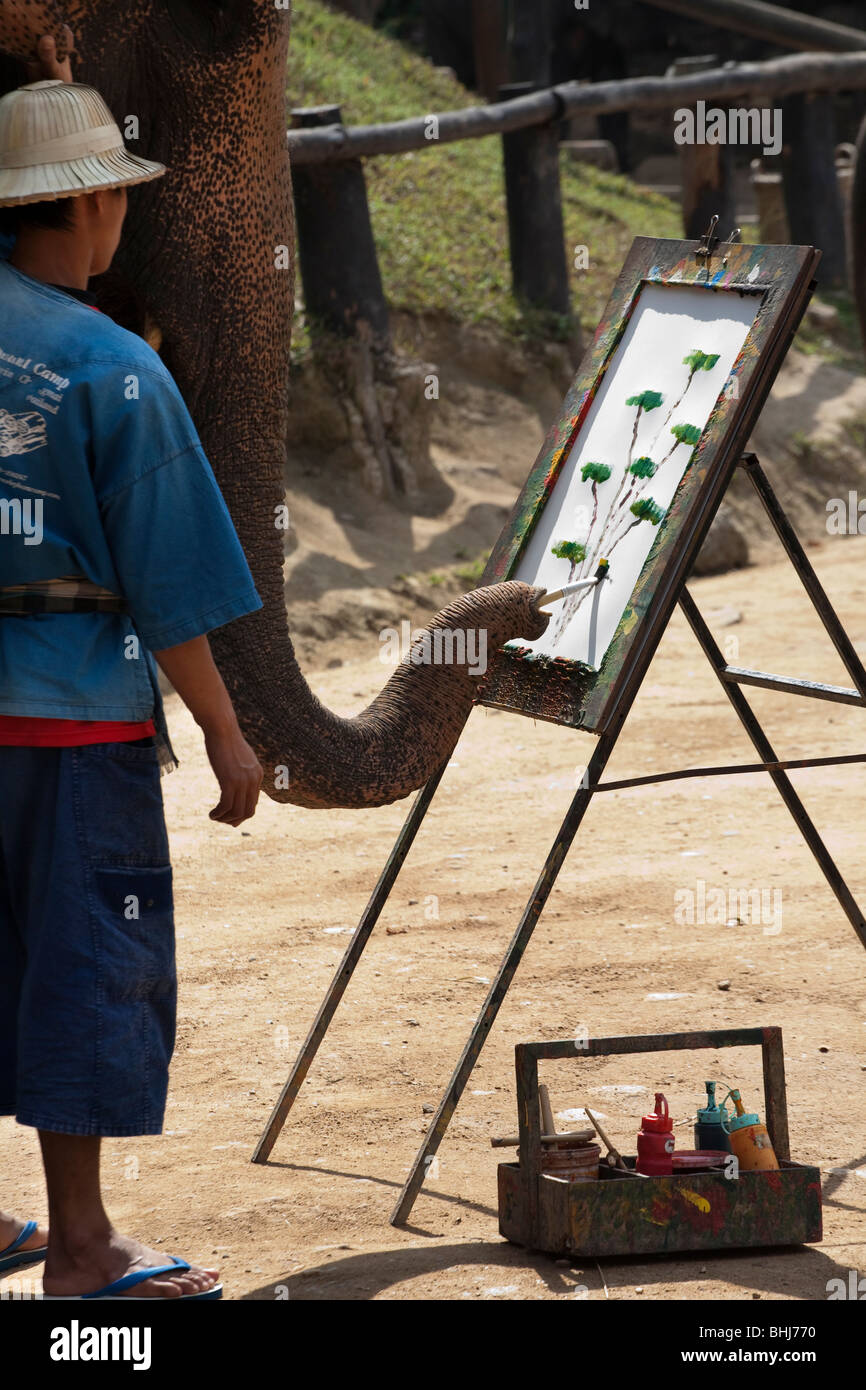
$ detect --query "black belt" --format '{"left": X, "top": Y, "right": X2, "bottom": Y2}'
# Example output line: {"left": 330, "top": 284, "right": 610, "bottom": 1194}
{"left": 0, "top": 581, "right": 127, "bottom": 616}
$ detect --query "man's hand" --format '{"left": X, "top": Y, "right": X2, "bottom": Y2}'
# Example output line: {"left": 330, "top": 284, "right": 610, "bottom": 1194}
{"left": 28, "top": 27, "right": 75, "bottom": 83}
{"left": 203, "top": 724, "right": 264, "bottom": 827}
{"left": 153, "top": 634, "right": 264, "bottom": 826}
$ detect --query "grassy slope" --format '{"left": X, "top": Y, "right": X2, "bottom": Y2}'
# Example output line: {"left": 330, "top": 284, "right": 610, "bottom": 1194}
{"left": 287, "top": 0, "right": 682, "bottom": 341}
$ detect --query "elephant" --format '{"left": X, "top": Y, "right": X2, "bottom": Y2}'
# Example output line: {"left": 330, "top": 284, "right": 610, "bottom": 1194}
{"left": 0, "top": 1, "right": 549, "bottom": 808}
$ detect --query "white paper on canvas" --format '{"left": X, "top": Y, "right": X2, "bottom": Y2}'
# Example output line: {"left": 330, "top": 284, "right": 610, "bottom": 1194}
{"left": 506, "top": 282, "right": 758, "bottom": 666}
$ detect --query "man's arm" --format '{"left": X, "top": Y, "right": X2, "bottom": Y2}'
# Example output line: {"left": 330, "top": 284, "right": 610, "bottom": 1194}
{"left": 154, "top": 635, "right": 263, "bottom": 827}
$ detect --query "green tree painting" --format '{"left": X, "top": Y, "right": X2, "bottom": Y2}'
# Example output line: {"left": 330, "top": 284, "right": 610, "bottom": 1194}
{"left": 550, "top": 349, "right": 720, "bottom": 644}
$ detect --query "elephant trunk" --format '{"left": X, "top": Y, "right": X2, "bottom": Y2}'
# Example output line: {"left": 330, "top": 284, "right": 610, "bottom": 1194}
{"left": 0, "top": 2, "right": 552, "bottom": 809}
{"left": 208, "top": 581, "right": 549, "bottom": 809}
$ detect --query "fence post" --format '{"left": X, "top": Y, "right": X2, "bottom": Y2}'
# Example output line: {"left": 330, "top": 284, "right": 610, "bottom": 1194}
{"left": 507, "top": 0, "right": 552, "bottom": 87}
{"left": 667, "top": 56, "right": 736, "bottom": 241}
{"left": 499, "top": 81, "right": 572, "bottom": 325}
{"left": 750, "top": 157, "right": 790, "bottom": 244}
{"left": 850, "top": 112, "right": 866, "bottom": 351}
{"left": 471, "top": 0, "right": 507, "bottom": 101}
{"left": 290, "top": 105, "right": 391, "bottom": 346}
{"left": 781, "top": 92, "right": 847, "bottom": 287}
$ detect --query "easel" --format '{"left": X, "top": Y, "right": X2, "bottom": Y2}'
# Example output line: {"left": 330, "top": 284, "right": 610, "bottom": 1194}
{"left": 253, "top": 450, "right": 866, "bottom": 1224}
{"left": 253, "top": 228, "right": 865, "bottom": 1226}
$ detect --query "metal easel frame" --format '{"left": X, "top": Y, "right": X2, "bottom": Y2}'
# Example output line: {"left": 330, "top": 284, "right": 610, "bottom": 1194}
{"left": 253, "top": 448, "right": 866, "bottom": 1229}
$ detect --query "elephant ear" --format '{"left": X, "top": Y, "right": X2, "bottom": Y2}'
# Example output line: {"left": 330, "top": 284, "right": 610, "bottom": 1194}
{"left": 0, "top": 0, "right": 68, "bottom": 62}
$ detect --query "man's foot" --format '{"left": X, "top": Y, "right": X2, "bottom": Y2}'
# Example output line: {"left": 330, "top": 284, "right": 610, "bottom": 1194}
{"left": 42, "top": 1229, "right": 219, "bottom": 1299}
{"left": 0, "top": 1211, "right": 49, "bottom": 1257}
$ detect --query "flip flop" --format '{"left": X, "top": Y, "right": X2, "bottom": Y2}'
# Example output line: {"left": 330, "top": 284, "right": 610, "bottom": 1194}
{"left": 0, "top": 1220, "right": 48, "bottom": 1274}
{"left": 42, "top": 1255, "right": 223, "bottom": 1301}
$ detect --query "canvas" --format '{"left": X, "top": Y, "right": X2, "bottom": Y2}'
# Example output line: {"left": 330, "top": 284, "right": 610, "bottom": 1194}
{"left": 505, "top": 283, "right": 757, "bottom": 667}
{"left": 479, "top": 235, "right": 820, "bottom": 733}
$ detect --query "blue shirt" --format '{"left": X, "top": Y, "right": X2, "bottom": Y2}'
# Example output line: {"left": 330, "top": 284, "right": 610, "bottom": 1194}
{"left": 0, "top": 258, "right": 262, "bottom": 740}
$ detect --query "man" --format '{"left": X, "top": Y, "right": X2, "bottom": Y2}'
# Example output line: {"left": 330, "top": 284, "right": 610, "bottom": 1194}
{"left": 0, "top": 54, "right": 264, "bottom": 1300}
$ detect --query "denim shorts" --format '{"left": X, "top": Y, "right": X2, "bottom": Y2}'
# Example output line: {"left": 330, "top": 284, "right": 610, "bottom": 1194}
{"left": 0, "top": 739, "right": 176, "bottom": 1136}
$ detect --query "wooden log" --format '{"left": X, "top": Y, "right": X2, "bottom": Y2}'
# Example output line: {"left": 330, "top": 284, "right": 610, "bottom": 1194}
{"left": 850, "top": 110, "right": 866, "bottom": 350}
{"left": 750, "top": 158, "right": 790, "bottom": 244}
{"left": 499, "top": 81, "right": 571, "bottom": 322}
{"left": 290, "top": 105, "right": 390, "bottom": 345}
{"left": 836, "top": 141, "right": 857, "bottom": 287}
{"left": 286, "top": 53, "right": 866, "bottom": 165}
{"left": 781, "top": 92, "right": 847, "bottom": 287}
{"left": 668, "top": 55, "right": 735, "bottom": 241}
{"left": 471, "top": 0, "right": 507, "bottom": 101}
{"left": 638, "top": 0, "right": 866, "bottom": 53}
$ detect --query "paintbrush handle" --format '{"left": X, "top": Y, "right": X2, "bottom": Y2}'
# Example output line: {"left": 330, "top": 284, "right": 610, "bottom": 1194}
{"left": 584, "top": 1105, "right": 627, "bottom": 1169}
{"left": 537, "top": 577, "right": 599, "bottom": 607}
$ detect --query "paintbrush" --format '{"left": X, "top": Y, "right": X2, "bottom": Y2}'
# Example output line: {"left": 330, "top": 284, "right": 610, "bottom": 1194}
{"left": 537, "top": 558, "right": 610, "bottom": 608}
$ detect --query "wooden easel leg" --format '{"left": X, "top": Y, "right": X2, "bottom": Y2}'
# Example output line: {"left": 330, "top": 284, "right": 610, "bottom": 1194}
{"left": 740, "top": 453, "right": 866, "bottom": 695}
{"left": 679, "top": 586, "right": 866, "bottom": 952}
{"left": 389, "top": 733, "right": 616, "bottom": 1227}
{"left": 252, "top": 766, "right": 447, "bottom": 1164}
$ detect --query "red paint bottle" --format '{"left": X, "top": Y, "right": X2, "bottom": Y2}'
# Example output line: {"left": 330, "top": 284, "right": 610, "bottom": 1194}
{"left": 636, "top": 1092, "right": 675, "bottom": 1175}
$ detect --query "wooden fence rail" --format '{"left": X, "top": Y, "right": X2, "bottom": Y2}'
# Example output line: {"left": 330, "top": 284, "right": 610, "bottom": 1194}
{"left": 637, "top": 0, "right": 866, "bottom": 54}
{"left": 288, "top": 49, "right": 866, "bottom": 348}
{"left": 286, "top": 52, "right": 866, "bottom": 164}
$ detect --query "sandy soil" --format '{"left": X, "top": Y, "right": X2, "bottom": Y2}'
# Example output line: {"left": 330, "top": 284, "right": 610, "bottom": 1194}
{"left": 3, "top": 532, "right": 866, "bottom": 1302}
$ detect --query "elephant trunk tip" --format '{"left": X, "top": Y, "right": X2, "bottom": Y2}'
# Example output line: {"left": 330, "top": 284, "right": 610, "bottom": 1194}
{"left": 457, "top": 579, "right": 551, "bottom": 646}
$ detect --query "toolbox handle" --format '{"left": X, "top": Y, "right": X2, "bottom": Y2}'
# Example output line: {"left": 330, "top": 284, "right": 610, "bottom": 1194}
{"left": 514, "top": 1027, "right": 789, "bottom": 1227}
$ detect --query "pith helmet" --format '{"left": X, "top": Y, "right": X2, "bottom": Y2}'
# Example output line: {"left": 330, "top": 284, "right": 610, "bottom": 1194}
{"left": 0, "top": 79, "right": 165, "bottom": 206}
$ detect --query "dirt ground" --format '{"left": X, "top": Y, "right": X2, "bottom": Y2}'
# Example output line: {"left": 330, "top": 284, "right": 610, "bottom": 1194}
{"left": 2, "top": 531, "right": 866, "bottom": 1302}
{"left": 4, "top": 337, "right": 866, "bottom": 1302}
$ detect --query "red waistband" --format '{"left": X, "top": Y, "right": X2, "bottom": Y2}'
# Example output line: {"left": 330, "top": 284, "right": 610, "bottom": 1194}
{"left": 0, "top": 716, "right": 156, "bottom": 747}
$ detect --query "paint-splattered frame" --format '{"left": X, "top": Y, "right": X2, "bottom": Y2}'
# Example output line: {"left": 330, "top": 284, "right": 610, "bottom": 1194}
{"left": 478, "top": 236, "right": 820, "bottom": 734}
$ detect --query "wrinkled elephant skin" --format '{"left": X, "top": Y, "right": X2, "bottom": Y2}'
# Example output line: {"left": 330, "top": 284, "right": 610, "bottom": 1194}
{"left": 0, "top": 2, "right": 549, "bottom": 807}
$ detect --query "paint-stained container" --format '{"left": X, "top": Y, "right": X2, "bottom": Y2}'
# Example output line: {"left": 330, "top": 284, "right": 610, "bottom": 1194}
{"left": 541, "top": 1141, "right": 601, "bottom": 1182}
{"left": 695, "top": 1080, "right": 732, "bottom": 1152}
{"left": 636, "top": 1092, "right": 675, "bottom": 1175}
{"left": 723, "top": 1089, "right": 779, "bottom": 1172}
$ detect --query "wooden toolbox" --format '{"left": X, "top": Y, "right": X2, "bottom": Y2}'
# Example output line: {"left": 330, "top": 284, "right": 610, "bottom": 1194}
{"left": 498, "top": 1028, "right": 822, "bottom": 1258}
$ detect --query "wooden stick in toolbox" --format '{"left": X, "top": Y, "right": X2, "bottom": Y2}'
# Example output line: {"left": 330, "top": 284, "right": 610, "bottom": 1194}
{"left": 584, "top": 1105, "right": 630, "bottom": 1171}
{"left": 490, "top": 1130, "right": 595, "bottom": 1148}
{"left": 538, "top": 1083, "right": 556, "bottom": 1137}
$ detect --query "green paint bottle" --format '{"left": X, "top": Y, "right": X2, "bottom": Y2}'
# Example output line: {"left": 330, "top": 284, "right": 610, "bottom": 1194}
{"left": 694, "top": 1080, "right": 731, "bottom": 1152}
